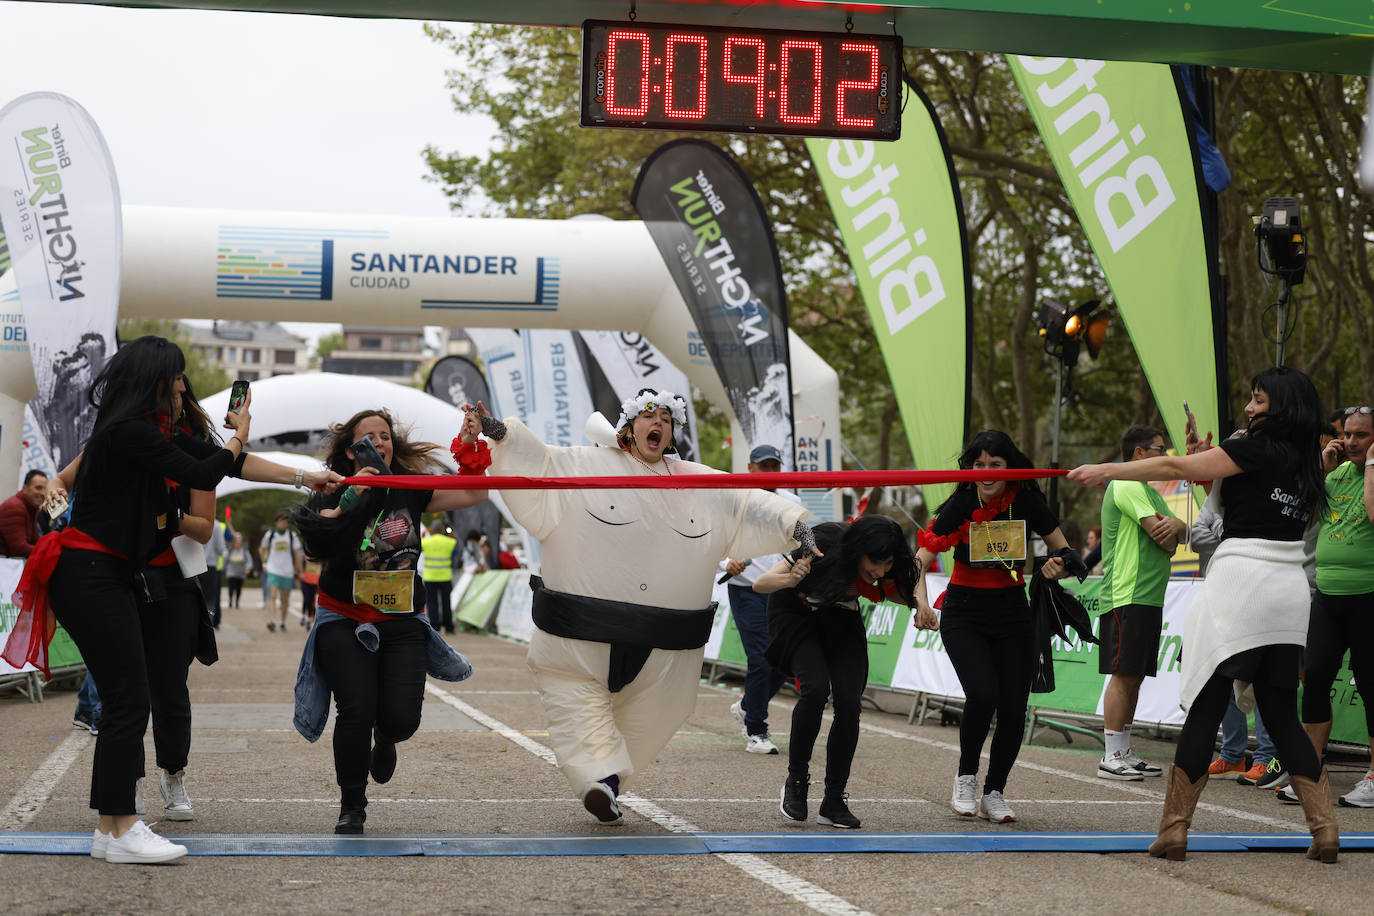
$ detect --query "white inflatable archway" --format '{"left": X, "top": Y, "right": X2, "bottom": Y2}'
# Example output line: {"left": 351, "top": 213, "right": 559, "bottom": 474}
{"left": 118, "top": 206, "right": 841, "bottom": 519}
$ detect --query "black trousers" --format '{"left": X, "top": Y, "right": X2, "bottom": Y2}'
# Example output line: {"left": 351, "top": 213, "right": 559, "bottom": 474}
{"left": 226, "top": 576, "right": 244, "bottom": 608}
{"left": 314, "top": 618, "right": 429, "bottom": 803}
{"left": 50, "top": 550, "right": 147, "bottom": 815}
{"left": 1302, "top": 589, "right": 1374, "bottom": 735}
{"left": 425, "top": 580, "right": 453, "bottom": 631}
{"left": 787, "top": 609, "right": 868, "bottom": 795}
{"left": 140, "top": 575, "right": 200, "bottom": 775}
{"left": 1175, "top": 645, "right": 1321, "bottom": 783}
{"left": 940, "top": 593, "right": 1035, "bottom": 794}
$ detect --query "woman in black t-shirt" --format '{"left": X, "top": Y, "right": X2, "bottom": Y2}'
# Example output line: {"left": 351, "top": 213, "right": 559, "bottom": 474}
{"left": 291, "top": 408, "right": 486, "bottom": 835}
{"left": 1069, "top": 366, "right": 1336, "bottom": 863}
{"left": 913, "top": 430, "right": 1071, "bottom": 825}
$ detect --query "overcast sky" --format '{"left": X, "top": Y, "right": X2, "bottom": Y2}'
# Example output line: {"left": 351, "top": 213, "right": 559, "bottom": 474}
{"left": 0, "top": 0, "right": 496, "bottom": 345}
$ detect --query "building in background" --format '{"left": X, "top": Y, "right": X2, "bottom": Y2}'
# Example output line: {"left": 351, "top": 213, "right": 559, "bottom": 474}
{"left": 321, "top": 326, "right": 427, "bottom": 383}
{"left": 183, "top": 320, "right": 308, "bottom": 381}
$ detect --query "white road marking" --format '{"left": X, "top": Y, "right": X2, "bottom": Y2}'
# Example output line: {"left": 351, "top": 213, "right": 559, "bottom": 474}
{"left": 0, "top": 732, "right": 89, "bottom": 829}
{"left": 425, "top": 682, "right": 873, "bottom": 916}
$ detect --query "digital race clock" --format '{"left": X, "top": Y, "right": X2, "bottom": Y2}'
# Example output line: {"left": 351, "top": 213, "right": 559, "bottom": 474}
{"left": 580, "top": 20, "right": 902, "bottom": 141}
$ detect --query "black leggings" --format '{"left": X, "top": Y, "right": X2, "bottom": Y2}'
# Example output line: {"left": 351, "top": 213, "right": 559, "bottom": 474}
{"left": 226, "top": 577, "right": 244, "bottom": 607}
{"left": 940, "top": 595, "right": 1035, "bottom": 795}
{"left": 1302, "top": 590, "right": 1374, "bottom": 735}
{"left": 314, "top": 617, "right": 428, "bottom": 804}
{"left": 139, "top": 577, "right": 201, "bottom": 775}
{"left": 1175, "top": 647, "right": 1321, "bottom": 783}
{"left": 787, "top": 609, "right": 869, "bottom": 795}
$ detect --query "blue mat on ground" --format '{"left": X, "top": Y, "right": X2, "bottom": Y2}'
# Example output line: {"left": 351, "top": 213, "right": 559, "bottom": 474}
{"left": 1, "top": 831, "right": 1369, "bottom": 857}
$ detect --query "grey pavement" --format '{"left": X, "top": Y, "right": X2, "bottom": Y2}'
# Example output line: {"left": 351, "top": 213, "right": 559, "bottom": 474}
{"left": 2, "top": 586, "right": 1371, "bottom": 915}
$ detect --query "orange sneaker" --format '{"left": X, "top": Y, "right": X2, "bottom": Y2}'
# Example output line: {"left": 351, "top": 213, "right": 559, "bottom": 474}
{"left": 1208, "top": 756, "right": 1245, "bottom": 776}
{"left": 1237, "top": 761, "right": 1269, "bottom": 784}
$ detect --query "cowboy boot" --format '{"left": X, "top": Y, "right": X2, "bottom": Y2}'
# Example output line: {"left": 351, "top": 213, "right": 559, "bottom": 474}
{"left": 1148, "top": 765, "right": 1209, "bottom": 861}
{"left": 1290, "top": 769, "right": 1339, "bottom": 863}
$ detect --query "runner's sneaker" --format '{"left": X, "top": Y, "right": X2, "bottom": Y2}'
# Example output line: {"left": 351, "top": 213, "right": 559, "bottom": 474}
{"left": 72, "top": 709, "right": 96, "bottom": 733}
{"left": 1339, "top": 772, "right": 1374, "bottom": 808}
{"left": 104, "top": 820, "right": 188, "bottom": 865}
{"left": 978, "top": 790, "right": 1016, "bottom": 823}
{"left": 817, "top": 793, "right": 861, "bottom": 829}
{"left": 1099, "top": 751, "right": 1145, "bottom": 781}
{"left": 1207, "top": 756, "right": 1246, "bottom": 777}
{"left": 729, "top": 700, "right": 748, "bottom": 738}
{"left": 1237, "top": 761, "right": 1269, "bottom": 785}
{"left": 90, "top": 827, "right": 110, "bottom": 860}
{"left": 1255, "top": 759, "right": 1288, "bottom": 790}
{"left": 781, "top": 775, "right": 809, "bottom": 821}
{"left": 582, "top": 778, "right": 624, "bottom": 825}
{"left": 951, "top": 774, "right": 978, "bottom": 816}
{"left": 266, "top": 620, "right": 276, "bottom": 632}
{"left": 1276, "top": 784, "right": 1300, "bottom": 804}
{"left": 1122, "top": 750, "right": 1163, "bottom": 777}
{"left": 159, "top": 769, "right": 194, "bottom": 821}
{"left": 745, "top": 733, "right": 780, "bottom": 755}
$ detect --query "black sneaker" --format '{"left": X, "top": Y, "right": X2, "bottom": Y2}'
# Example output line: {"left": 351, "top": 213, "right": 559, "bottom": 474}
{"left": 780, "top": 775, "right": 808, "bottom": 822}
{"left": 370, "top": 733, "right": 397, "bottom": 784}
{"left": 1254, "top": 759, "right": 1288, "bottom": 790}
{"left": 72, "top": 709, "right": 96, "bottom": 733}
{"left": 335, "top": 804, "right": 366, "bottom": 834}
{"left": 817, "top": 794, "right": 861, "bottom": 829}
{"left": 581, "top": 778, "right": 624, "bottom": 825}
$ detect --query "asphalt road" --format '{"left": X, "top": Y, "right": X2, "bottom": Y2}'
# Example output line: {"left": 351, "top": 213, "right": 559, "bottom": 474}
{"left": 3, "top": 589, "right": 1370, "bottom": 915}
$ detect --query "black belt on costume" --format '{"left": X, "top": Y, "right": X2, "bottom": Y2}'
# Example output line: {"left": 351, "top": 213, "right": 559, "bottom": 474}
{"left": 530, "top": 576, "right": 716, "bottom": 692}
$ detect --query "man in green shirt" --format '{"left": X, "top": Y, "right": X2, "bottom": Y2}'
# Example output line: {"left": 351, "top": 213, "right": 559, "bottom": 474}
{"left": 421, "top": 519, "right": 459, "bottom": 634}
{"left": 1302, "top": 404, "right": 1374, "bottom": 807}
{"left": 1098, "top": 425, "right": 1189, "bottom": 780}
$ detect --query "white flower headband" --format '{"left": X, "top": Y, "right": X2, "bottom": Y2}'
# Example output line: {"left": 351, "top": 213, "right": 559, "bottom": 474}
{"left": 615, "top": 390, "right": 688, "bottom": 431}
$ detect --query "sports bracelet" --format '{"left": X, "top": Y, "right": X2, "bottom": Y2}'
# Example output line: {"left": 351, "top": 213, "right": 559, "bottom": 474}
{"left": 293, "top": 467, "right": 305, "bottom": 489}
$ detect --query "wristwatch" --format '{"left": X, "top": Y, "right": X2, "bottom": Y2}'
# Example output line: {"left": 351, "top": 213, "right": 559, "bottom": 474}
{"left": 293, "top": 468, "right": 305, "bottom": 489}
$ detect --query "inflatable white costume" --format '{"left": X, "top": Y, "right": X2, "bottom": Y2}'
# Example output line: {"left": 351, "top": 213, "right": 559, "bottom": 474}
{"left": 470, "top": 391, "right": 809, "bottom": 824}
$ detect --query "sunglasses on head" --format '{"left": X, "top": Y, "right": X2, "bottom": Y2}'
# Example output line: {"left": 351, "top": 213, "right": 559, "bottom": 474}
{"left": 1345, "top": 406, "right": 1373, "bottom": 417}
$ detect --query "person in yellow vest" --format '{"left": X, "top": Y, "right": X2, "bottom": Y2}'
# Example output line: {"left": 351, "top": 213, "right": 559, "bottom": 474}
{"left": 421, "top": 519, "right": 458, "bottom": 634}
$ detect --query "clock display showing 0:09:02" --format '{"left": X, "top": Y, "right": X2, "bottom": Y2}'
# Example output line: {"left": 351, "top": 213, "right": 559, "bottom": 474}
{"left": 580, "top": 20, "right": 902, "bottom": 141}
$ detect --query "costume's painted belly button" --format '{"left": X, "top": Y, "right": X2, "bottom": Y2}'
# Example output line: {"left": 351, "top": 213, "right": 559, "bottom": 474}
{"left": 640, "top": 583, "right": 647, "bottom": 591}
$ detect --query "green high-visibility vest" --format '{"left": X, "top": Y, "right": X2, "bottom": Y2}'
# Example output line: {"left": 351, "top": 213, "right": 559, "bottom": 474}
{"left": 421, "top": 533, "right": 457, "bottom": 583}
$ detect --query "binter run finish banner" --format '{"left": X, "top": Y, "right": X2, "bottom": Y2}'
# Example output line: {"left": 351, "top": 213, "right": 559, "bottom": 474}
{"left": 632, "top": 139, "right": 795, "bottom": 467}
{"left": 1006, "top": 57, "right": 1221, "bottom": 455}
{"left": 806, "top": 78, "right": 971, "bottom": 515}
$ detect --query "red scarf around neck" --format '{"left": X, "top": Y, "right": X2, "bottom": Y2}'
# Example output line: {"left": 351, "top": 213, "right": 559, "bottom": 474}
{"left": 916, "top": 483, "right": 1019, "bottom": 554}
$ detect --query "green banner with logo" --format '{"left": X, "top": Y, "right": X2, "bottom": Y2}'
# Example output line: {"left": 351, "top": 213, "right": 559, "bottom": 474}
{"left": 806, "top": 79, "right": 970, "bottom": 514}
{"left": 1006, "top": 56, "right": 1220, "bottom": 458}
{"left": 455, "top": 570, "right": 512, "bottom": 630}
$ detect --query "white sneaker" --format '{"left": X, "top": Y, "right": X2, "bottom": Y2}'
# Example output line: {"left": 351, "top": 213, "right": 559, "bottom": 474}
{"left": 745, "top": 733, "right": 780, "bottom": 755}
{"left": 159, "top": 769, "right": 194, "bottom": 821}
{"left": 1339, "top": 773, "right": 1374, "bottom": 808}
{"left": 729, "top": 700, "right": 747, "bottom": 738}
{"left": 90, "top": 827, "right": 110, "bottom": 859}
{"left": 1121, "top": 749, "right": 1163, "bottom": 777}
{"left": 978, "top": 790, "right": 1016, "bottom": 823}
{"left": 1098, "top": 751, "right": 1145, "bottom": 781}
{"left": 104, "top": 820, "right": 188, "bottom": 864}
{"left": 1276, "top": 783, "right": 1300, "bottom": 804}
{"left": 134, "top": 781, "right": 147, "bottom": 815}
{"left": 951, "top": 774, "right": 978, "bottom": 816}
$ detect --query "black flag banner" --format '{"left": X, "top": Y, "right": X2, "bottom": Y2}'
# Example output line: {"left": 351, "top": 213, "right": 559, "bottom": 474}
{"left": 631, "top": 139, "right": 794, "bottom": 466}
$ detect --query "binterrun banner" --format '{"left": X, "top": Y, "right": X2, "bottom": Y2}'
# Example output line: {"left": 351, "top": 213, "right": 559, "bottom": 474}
{"left": 578, "top": 330, "right": 700, "bottom": 464}
{"left": 631, "top": 139, "right": 795, "bottom": 468}
{"left": 0, "top": 92, "right": 121, "bottom": 472}
{"left": 806, "top": 79, "right": 972, "bottom": 516}
{"left": 1006, "top": 57, "right": 1221, "bottom": 454}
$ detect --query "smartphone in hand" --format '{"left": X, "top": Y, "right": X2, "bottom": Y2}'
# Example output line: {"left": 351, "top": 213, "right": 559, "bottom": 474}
{"left": 1182, "top": 400, "right": 1196, "bottom": 437}
{"left": 349, "top": 436, "right": 391, "bottom": 475}
{"left": 228, "top": 379, "right": 250, "bottom": 414}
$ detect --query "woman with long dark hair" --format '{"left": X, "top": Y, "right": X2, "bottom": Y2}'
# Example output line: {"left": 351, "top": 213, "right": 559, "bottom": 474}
{"left": 1069, "top": 367, "right": 1337, "bottom": 863}
{"left": 913, "top": 429, "right": 1071, "bottom": 825}
{"left": 291, "top": 408, "right": 486, "bottom": 835}
{"left": 757, "top": 515, "right": 922, "bottom": 829}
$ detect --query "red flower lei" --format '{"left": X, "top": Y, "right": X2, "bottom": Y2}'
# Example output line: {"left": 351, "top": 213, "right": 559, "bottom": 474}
{"left": 451, "top": 437, "right": 491, "bottom": 475}
{"left": 916, "top": 484, "right": 1020, "bottom": 554}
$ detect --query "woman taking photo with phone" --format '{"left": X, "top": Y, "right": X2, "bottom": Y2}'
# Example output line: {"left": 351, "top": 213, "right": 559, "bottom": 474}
{"left": 291, "top": 408, "right": 487, "bottom": 835}
{"left": 913, "top": 429, "right": 1071, "bottom": 825}
{"left": 756, "top": 515, "right": 921, "bottom": 829}
{"left": 1069, "top": 367, "right": 1337, "bottom": 863}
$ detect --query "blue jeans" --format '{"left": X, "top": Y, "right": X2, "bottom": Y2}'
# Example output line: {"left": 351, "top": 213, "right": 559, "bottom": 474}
{"left": 728, "top": 585, "right": 784, "bottom": 737}
{"left": 1220, "top": 695, "right": 1274, "bottom": 766}
{"left": 77, "top": 672, "right": 101, "bottom": 720}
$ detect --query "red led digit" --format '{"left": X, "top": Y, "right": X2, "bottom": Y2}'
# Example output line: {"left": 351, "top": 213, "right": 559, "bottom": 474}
{"left": 723, "top": 36, "right": 766, "bottom": 118}
{"left": 664, "top": 33, "right": 709, "bottom": 119}
{"left": 606, "top": 29, "right": 650, "bottom": 117}
{"left": 836, "top": 41, "right": 879, "bottom": 128}
{"left": 779, "top": 40, "right": 823, "bottom": 125}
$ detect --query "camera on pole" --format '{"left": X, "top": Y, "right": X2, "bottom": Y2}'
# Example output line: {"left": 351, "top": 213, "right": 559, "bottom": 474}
{"left": 1252, "top": 197, "right": 1308, "bottom": 364}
